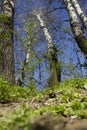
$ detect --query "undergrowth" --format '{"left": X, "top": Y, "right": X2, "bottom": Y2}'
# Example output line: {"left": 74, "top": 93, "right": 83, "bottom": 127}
{"left": 0, "top": 78, "right": 87, "bottom": 129}
{"left": 0, "top": 78, "right": 38, "bottom": 103}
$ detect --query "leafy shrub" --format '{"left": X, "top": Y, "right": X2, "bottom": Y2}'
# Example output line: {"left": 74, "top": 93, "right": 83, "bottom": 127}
{"left": 0, "top": 78, "right": 38, "bottom": 103}
{"left": 0, "top": 105, "right": 34, "bottom": 130}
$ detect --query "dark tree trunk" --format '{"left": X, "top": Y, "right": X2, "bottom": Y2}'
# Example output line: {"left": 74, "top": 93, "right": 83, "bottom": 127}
{"left": 0, "top": 0, "right": 15, "bottom": 84}
{"left": 48, "top": 46, "right": 61, "bottom": 87}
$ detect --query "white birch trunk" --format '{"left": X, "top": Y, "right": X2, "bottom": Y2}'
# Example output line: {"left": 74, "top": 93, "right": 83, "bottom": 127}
{"left": 64, "top": 0, "right": 87, "bottom": 57}
{"left": 26, "top": 41, "right": 30, "bottom": 63}
{"left": 36, "top": 13, "right": 61, "bottom": 86}
{"left": 72, "top": 0, "right": 87, "bottom": 29}
{"left": 2, "top": 0, "right": 14, "bottom": 17}
{"left": 64, "top": 0, "right": 82, "bottom": 37}
{"left": 36, "top": 14, "right": 54, "bottom": 51}
{"left": 20, "top": 41, "right": 30, "bottom": 85}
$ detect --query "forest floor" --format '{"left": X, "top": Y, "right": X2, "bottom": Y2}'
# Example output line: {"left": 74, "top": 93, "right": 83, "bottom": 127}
{"left": 0, "top": 89, "right": 87, "bottom": 130}
{"left": 0, "top": 88, "right": 87, "bottom": 116}
{"left": 0, "top": 78, "right": 87, "bottom": 129}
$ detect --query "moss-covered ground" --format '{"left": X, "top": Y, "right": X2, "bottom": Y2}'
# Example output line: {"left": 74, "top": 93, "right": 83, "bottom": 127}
{"left": 0, "top": 78, "right": 87, "bottom": 129}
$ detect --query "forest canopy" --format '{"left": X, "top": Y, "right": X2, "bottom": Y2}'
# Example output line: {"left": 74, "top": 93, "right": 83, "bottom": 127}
{"left": 0, "top": 0, "right": 87, "bottom": 88}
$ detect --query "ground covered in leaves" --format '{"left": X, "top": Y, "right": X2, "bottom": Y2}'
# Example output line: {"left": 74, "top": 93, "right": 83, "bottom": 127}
{"left": 0, "top": 78, "right": 87, "bottom": 129}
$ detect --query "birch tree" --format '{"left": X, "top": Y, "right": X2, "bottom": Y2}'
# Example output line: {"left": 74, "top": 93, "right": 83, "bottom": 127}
{"left": 64, "top": 0, "right": 87, "bottom": 58}
{"left": 0, "top": 0, "right": 15, "bottom": 84}
{"left": 20, "top": 17, "right": 37, "bottom": 85}
{"left": 35, "top": 13, "right": 61, "bottom": 87}
{"left": 72, "top": 0, "right": 87, "bottom": 29}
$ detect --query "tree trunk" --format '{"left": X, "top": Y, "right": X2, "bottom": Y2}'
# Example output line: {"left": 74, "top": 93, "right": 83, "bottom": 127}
{"left": 72, "top": 0, "right": 87, "bottom": 29}
{"left": 36, "top": 14, "right": 61, "bottom": 87}
{"left": 0, "top": 0, "right": 15, "bottom": 84}
{"left": 64, "top": 0, "right": 87, "bottom": 57}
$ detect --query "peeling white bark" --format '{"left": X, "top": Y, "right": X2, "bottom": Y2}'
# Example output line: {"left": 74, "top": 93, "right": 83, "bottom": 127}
{"left": 64, "top": 0, "right": 82, "bottom": 37}
{"left": 26, "top": 41, "right": 30, "bottom": 63}
{"left": 36, "top": 14, "right": 54, "bottom": 50}
{"left": 64, "top": 0, "right": 87, "bottom": 57}
{"left": 72, "top": 0, "right": 87, "bottom": 29}
{"left": 2, "top": 0, "right": 14, "bottom": 17}
{"left": 36, "top": 13, "right": 61, "bottom": 85}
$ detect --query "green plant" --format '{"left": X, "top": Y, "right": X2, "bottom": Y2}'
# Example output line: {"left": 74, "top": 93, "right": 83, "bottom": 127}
{"left": 0, "top": 77, "right": 87, "bottom": 129}
{"left": 0, "top": 78, "right": 38, "bottom": 103}
{"left": 0, "top": 105, "right": 34, "bottom": 130}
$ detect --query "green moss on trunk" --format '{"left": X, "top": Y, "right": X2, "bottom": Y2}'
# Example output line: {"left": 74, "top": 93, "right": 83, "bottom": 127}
{"left": 48, "top": 47, "right": 61, "bottom": 87}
